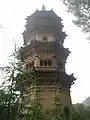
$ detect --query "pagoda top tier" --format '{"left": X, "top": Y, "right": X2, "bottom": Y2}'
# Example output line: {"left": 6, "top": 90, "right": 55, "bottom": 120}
{"left": 23, "top": 7, "right": 67, "bottom": 45}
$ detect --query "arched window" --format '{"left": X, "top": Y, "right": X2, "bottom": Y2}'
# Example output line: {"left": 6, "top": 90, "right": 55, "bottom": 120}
{"left": 44, "top": 59, "right": 47, "bottom": 66}
{"left": 40, "top": 60, "right": 44, "bottom": 66}
{"left": 43, "top": 36, "right": 47, "bottom": 41}
{"left": 40, "top": 60, "right": 52, "bottom": 66}
{"left": 48, "top": 60, "right": 52, "bottom": 66}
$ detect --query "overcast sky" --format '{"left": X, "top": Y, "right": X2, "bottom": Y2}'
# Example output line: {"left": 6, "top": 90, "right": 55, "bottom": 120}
{"left": 0, "top": 0, "right": 90, "bottom": 104}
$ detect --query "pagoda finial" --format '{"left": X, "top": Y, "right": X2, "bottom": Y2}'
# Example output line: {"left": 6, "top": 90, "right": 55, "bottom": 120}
{"left": 42, "top": 5, "right": 45, "bottom": 10}
{"left": 50, "top": 8, "right": 53, "bottom": 11}
{"left": 36, "top": 8, "right": 38, "bottom": 11}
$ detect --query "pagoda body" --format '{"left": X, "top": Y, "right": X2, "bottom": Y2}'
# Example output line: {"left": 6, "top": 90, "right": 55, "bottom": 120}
{"left": 21, "top": 7, "right": 75, "bottom": 120}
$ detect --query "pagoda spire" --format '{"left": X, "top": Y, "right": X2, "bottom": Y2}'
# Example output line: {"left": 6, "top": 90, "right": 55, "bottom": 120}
{"left": 42, "top": 5, "right": 46, "bottom": 10}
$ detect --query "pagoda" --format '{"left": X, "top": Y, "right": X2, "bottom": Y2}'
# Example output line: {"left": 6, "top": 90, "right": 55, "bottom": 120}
{"left": 21, "top": 6, "right": 75, "bottom": 120}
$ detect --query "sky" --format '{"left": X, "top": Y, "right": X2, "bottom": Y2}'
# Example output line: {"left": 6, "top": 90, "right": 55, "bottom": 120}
{"left": 0, "top": 0, "right": 90, "bottom": 104}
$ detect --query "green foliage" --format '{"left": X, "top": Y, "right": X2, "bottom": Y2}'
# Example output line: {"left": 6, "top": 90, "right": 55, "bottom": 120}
{"left": 15, "top": 69, "right": 36, "bottom": 94}
{"left": 20, "top": 101, "right": 49, "bottom": 120}
{"left": 18, "top": 77, "right": 50, "bottom": 120}
{"left": 0, "top": 47, "right": 49, "bottom": 120}
{"left": 72, "top": 103, "right": 90, "bottom": 120}
{"left": 53, "top": 96, "right": 65, "bottom": 120}
{"left": 0, "top": 49, "right": 23, "bottom": 120}
{"left": 0, "top": 89, "right": 19, "bottom": 120}
{"left": 63, "top": 0, "right": 90, "bottom": 32}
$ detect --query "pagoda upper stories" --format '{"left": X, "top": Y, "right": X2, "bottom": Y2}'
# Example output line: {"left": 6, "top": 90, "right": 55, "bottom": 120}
{"left": 22, "top": 7, "right": 75, "bottom": 89}
{"left": 23, "top": 7, "right": 66, "bottom": 45}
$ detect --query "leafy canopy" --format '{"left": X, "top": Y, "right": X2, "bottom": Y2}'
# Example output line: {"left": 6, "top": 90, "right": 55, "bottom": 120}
{"left": 63, "top": 0, "right": 90, "bottom": 33}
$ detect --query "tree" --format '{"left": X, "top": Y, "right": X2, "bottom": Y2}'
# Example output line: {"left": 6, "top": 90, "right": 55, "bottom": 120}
{"left": 0, "top": 48, "right": 23, "bottom": 120}
{"left": 16, "top": 69, "right": 50, "bottom": 120}
{"left": 53, "top": 96, "right": 65, "bottom": 120}
{"left": 20, "top": 96, "right": 49, "bottom": 120}
{"left": 63, "top": 0, "right": 90, "bottom": 33}
{"left": 0, "top": 47, "right": 50, "bottom": 120}
{"left": 72, "top": 103, "right": 90, "bottom": 120}
{"left": 0, "top": 89, "right": 19, "bottom": 120}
